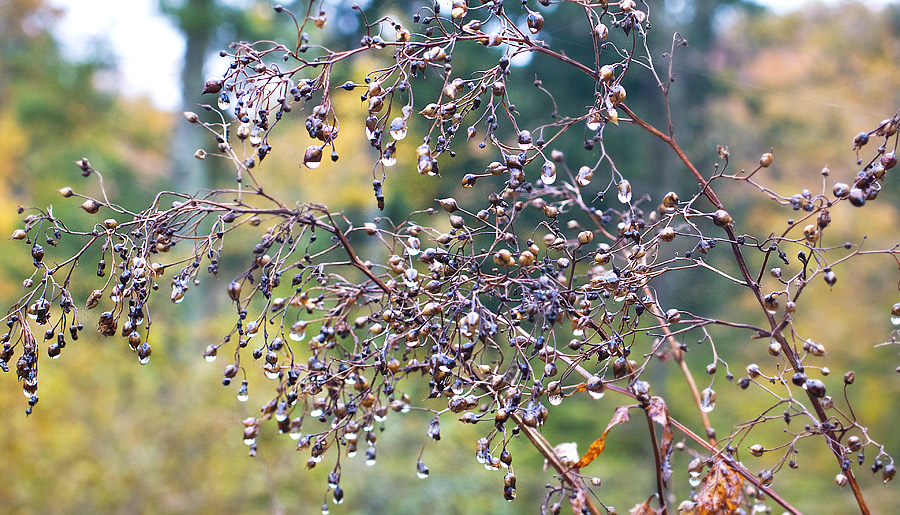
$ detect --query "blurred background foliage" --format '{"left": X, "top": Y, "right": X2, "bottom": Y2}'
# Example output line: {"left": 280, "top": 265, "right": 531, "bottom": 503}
{"left": 1, "top": 0, "right": 899, "bottom": 512}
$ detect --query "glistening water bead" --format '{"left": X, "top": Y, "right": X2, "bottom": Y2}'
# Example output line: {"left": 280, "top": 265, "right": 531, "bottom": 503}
{"left": 700, "top": 387, "right": 716, "bottom": 413}
{"left": 617, "top": 179, "right": 632, "bottom": 203}
{"left": 541, "top": 160, "right": 557, "bottom": 184}
{"left": 416, "top": 460, "right": 429, "bottom": 479}
{"left": 891, "top": 303, "right": 900, "bottom": 325}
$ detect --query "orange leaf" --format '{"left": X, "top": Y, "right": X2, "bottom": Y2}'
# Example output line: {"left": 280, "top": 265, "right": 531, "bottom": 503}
{"left": 575, "top": 433, "right": 607, "bottom": 469}
{"left": 696, "top": 459, "right": 744, "bottom": 515}
{"left": 575, "top": 405, "right": 631, "bottom": 469}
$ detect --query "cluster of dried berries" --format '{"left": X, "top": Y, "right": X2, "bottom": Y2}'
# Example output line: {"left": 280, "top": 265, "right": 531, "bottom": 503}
{"left": 3, "top": 1, "right": 900, "bottom": 513}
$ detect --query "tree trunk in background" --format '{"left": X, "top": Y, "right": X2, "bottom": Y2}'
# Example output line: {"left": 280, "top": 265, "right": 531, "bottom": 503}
{"left": 165, "top": 0, "right": 217, "bottom": 359}
{"left": 170, "top": 0, "right": 214, "bottom": 196}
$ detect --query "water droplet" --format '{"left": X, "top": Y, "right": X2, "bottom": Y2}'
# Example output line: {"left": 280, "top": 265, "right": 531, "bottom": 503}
{"left": 217, "top": 93, "right": 230, "bottom": 110}
{"left": 700, "top": 387, "right": 716, "bottom": 413}
{"left": 576, "top": 166, "right": 593, "bottom": 187}
{"left": 347, "top": 450, "right": 357, "bottom": 458}
{"left": 205, "top": 354, "right": 217, "bottom": 363}
{"left": 289, "top": 331, "right": 306, "bottom": 342}
{"left": 572, "top": 328, "right": 584, "bottom": 337}
{"left": 310, "top": 408, "right": 324, "bottom": 417}
{"left": 243, "top": 437, "right": 256, "bottom": 446}
{"left": 891, "top": 315, "right": 900, "bottom": 326}
{"left": 321, "top": 504, "right": 330, "bottom": 515}
{"left": 139, "top": 355, "right": 150, "bottom": 365}
{"left": 617, "top": 180, "right": 632, "bottom": 203}
{"left": 303, "top": 145, "right": 323, "bottom": 169}
{"left": 586, "top": 111, "right": 603, "bottom": 131}
{"left": 541, "top": 161, "right": 557, "bottom": 184}
{"left": 289, "top": 431, "right": 302, "bottom": 440}
{"left": 249, "top": 130, "right": 263, "bottom": 147}
{"left": 548, "top": 394, "right": 563, "bottom": 406}
{"left": 237, "top": 391, "right": 249, "bottom": 402}
{"left": 373, "top": 412, "right": 386, "bottom": 422}
{"left": 389, "top": 117, "right": 407, "bottom": 140}
{"left": 275, "top": 412, "right": 288, "bottom": 422}
{"left": 265, "top": 369, "right": 280, "bottom": 380}
{"left": 416, "top": 460, "right": 430, "bottom": 479}
{"left": 381, "top": 149, "right": 397, "bottom": 167}
{"left": 688, "top": 473, "right": 701, "bottom": 488}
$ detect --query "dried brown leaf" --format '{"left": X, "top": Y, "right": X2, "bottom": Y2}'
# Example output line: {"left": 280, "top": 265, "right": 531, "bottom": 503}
{"left": 575, "top": 405, "right": 631, "bottom": 469}
{"left": 696, "top": 459, "right": 743, "bottom": 515}
{"left": 648, "top": 397, "right": 674, "bottom": 484}
{"left": 629, "top": 495, "right": 658, "bottom": 515}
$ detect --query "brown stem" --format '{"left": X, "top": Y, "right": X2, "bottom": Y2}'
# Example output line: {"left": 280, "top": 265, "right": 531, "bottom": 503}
{"left": 642, "top": 285, "right": 717, "bottom": 446}
{"left": 621, "top": 103, "right": 870, "bottom": 514}
{"left": 321, "top": 210, "right": 391, "bottom": 294}
{"left": 553, "top": 350, "right": 801, "bottom": 515}
{"left": 645, "top": 411, "right": 668, "bottom": 514}
{"left": 511, "top": 412, "right": 602, "bottom": 515}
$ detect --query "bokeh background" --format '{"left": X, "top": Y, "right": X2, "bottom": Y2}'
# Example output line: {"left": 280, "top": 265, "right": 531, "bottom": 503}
{"left": 1, "top": 0, "right": 900, "bottom": 513}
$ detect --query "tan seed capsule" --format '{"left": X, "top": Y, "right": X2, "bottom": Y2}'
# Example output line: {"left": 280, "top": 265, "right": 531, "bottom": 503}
{"left": 438, "top": 198, "right": 458, "bottom": 212}
{"left": 577, "top": 231, "right": 593, "bottom": 245}
{"left": 713, "top": 209, "right": 732, "bottom": 227}
{"left": 543, "top": 205, "right": 558, "bottom": 218}
{"left": 519, "top": 250, "right": 535, "bottom": 267}
{"left": 803, "top": 224, "right": 819, "bottom": 243}
{"left": 11, "top": 229, "right": 26, "bottom": 240}
{"left": 364, "top": 222, "right": 377, "bottom": 235}
{"left": 759, "top": 152, "right": 773, "bottom": 168}
{"left": 659, "top": 227, "right": 676, "bottom": 242}
{"left": 599, "top": 64, "right": 614, "bottom": 82}
{"left": 227, "top": 280, "right": 242, "bottom": 301}
{"left": 494, "top": 249, "right": 512, "bottom": 267}
{"left": 58, "top": 186, "right": 74, "bottom": 197}
{"left": 102, "top": 218, "right": 118, "bottom": 229}
{"left": 81, "top": 199, "right": 101, "bottom": 214}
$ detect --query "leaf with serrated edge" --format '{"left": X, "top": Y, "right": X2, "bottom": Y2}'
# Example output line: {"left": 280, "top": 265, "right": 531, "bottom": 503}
{"left": 696, "top": 459, "right": 743, "bottom": 515}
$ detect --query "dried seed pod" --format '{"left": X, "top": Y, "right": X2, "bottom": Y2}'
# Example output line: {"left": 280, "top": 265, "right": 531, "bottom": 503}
{"left": 303, "top": 146, "right": 323, "bottom": 169}
{"left": 438, "top": 198, "right": 458, "bottom": 212}
{"left": 227, "top": 280, "right": 242, "bottom": 301}
{"left": 81, "top": 199, "right": 101, "bottom": 214}
{"left": 658, "top": 227, "right": 676, "bottom": 242}
{"left": 759, "top": 152, "right": 773, "bottom": 167}
{"left": 713, "top": 209, "right": 732, "bottom": 227}
{"left": 805, "top": 378, "right": 826, "bottom": 398}
{"left": 527, "top": 11, "right": 543, "bottom": 33}
{"left": 518, "top": 250, "right": 535, "bottom": 267}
